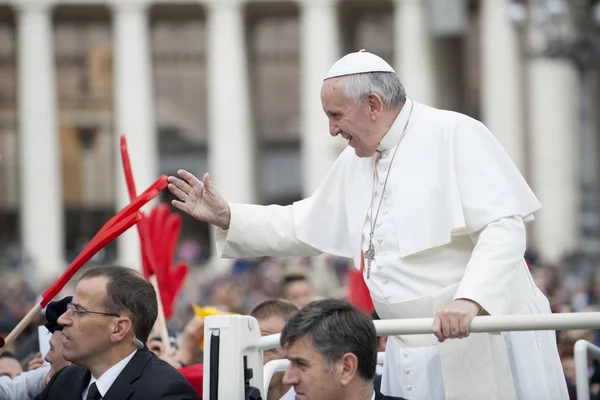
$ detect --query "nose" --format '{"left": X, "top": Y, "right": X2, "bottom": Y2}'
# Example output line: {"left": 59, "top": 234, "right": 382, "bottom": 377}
{"left": 57, "top": 310, "right": 71, "bottom": 327}
{"left": 329, "top": 121, "right": 340, "bottom": 137}
{"left": 282, "top": 365, "right": 299, "bottom": 386}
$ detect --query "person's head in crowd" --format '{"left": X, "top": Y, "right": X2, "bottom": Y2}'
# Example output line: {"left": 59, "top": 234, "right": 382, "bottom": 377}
{"left": 0, "top": 351, "right": 23, "bottom": 378}
{"left": 280, "top": 298, "right": 377, "bottom": 400}
{"left": 251, "top": 299, "right": 299, "bottom": 365}
{"left": 281, "top": 274, "right": 317, "bottom": 309}
{"left": 43, "top": 296, "right": 73, "bottom": 380}
{"left": 251, "top": 299, "right": 299, "bottom": 400}
{"left": 250, "top": 299, "right": 298, "bottom": 400}
{"left": 57, "top": 265, "right": 158, "bottom": 378}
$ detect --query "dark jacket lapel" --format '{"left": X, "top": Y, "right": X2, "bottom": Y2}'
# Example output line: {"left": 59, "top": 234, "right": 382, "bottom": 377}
{"left": 102, "top": 347, "right": 153, "bottom": 400}
{"left": 77, "top": 368, "right": 92, "bottom": 397}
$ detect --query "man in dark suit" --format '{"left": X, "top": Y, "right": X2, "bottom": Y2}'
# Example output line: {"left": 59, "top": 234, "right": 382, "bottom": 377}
{"left": 35, "top": 265, "right": 198, "bottom": 400}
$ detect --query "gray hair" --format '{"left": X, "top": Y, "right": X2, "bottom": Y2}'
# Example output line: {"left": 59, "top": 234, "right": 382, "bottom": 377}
{"left": 338, "top": 72, "right": 406, "bottom": 109}
{"left": 280, "top": 298, "right": 377, "bottom": 381}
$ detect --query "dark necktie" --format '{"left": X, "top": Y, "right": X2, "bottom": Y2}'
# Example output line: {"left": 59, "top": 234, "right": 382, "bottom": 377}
{"left": 86, "top": 382, "right": 102, "bottom": 400}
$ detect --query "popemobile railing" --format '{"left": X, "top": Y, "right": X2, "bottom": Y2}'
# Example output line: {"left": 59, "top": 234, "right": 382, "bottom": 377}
{"left": 202, "top": 312, "right": 600, "bottom": 400}
{"left": 575, "top": 339, "right": 600, "bottom": 400}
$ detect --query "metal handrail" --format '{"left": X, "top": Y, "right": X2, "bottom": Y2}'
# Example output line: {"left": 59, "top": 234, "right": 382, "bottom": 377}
{"left": 574, "top": 339, "right": 600, "bottom": 400}
{"left": 257, "top": 312, "right": 600, "bottom": 351}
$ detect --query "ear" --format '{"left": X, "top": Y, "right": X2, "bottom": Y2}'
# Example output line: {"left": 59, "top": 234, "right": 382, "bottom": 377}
{"left": 366, "top": 93, "right": 384, "bottom": 120}
{"left": 110, "top": 317, "right": 134, "bottom": 344}
{"left": 339, "top": 352, "right": 359, "bottom": 386}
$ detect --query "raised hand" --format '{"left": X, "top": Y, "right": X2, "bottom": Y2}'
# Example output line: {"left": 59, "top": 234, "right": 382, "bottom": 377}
{"left": 167, "top": 170, "right": 231, "bottom": 230}
{"left": 27, "top": 352, "right": 45, "bottom": 371}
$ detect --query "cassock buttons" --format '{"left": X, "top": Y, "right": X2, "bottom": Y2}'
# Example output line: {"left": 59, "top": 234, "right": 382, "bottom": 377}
{"left": 405, "top": 368, "right": 412, "bottom": 375}
{"left": 382, "top": 278, "right": 388, "bottom": 284}
{"left": 377, "top": 265, "right": 382, "bottom": 270}
{"left": 381, "top": 166, "right": 387, "bottom": 171}
{"left": 407, "top": 385, "right": 414, "bottom": 391}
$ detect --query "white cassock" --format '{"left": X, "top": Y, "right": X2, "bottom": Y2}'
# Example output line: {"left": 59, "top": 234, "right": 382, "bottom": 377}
{"left": 216, "top": 98, "right": 568, "bottom": 400}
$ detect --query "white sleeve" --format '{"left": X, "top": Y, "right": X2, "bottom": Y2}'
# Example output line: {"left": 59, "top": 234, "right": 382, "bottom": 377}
{"left": 453, "top": 216, "right": 527, "bottom": 315}
{"left": 0, "top": 366, "right": 49, "bottom": 400}
{"left": 216, "top": 203, "right": 322, "bottom": 258}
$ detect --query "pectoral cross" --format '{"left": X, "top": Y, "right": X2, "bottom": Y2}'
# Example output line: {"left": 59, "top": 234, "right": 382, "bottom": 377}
{"left": 365, "top": 234, "right": 375, "bottom": 279}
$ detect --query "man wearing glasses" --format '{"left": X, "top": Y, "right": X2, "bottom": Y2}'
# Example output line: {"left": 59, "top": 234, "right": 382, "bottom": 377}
{"left": 35, "top": 265, "right": 198, "bottom": 400}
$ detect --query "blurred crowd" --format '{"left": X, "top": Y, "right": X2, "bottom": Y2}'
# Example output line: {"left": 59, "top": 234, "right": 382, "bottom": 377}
{"left": 1, "top": 250, "right": 600, "bottom": 398}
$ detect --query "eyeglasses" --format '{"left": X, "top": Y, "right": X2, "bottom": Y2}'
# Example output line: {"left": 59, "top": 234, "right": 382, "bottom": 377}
{"left": 66, "top": 303, "right": 120, "bottom": 318}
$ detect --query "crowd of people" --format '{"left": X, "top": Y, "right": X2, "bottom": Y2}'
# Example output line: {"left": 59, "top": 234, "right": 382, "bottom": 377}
{"left": 0, "top": 251, "right": 598, "bottom": 399}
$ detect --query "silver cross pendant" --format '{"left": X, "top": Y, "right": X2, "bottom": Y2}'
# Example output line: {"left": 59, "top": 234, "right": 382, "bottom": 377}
{"left": 365, "top": 239, "right": 375, "bottom": 279}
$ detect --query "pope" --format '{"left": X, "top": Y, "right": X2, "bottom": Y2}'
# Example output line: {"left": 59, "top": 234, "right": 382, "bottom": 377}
{"left": 167, "top": 50, "right": 567, "bottom": 400}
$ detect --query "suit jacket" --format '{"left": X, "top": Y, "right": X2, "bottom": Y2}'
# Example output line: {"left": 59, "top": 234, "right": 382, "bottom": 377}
{"left": 35, "top": 347, "right": 199, "bottom": 400}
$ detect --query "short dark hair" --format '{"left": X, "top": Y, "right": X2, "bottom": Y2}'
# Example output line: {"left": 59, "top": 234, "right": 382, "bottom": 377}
{"left": 250, "top": 299, "right": 299, "bottom": 322}
{"left": 0, "top": 351, "right": 17, "bottom": 360}
{"left": 80, "top": 266, "right": 158, "bottom": 343}
{"left": 280, "top": 299, "right": 377, "bottom": 381}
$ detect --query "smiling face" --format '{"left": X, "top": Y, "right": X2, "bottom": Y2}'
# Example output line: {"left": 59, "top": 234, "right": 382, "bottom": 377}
{"left": 321, "top": 77, "right": 383, "bottom": 158}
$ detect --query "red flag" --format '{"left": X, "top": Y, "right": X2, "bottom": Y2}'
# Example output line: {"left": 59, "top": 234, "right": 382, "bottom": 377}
{"left": 120, "top": 135, "right": 189, "bottom": 319}
{"left": 348, "top": 252, "right": 374, "bottom": 315}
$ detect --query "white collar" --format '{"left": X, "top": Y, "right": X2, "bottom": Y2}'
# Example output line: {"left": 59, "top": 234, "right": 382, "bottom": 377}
{"left": 84, "top": 349, "right": 137, "bottom": 398}
{"left": 377, "top": 97, "right": 414, "bottom": 152}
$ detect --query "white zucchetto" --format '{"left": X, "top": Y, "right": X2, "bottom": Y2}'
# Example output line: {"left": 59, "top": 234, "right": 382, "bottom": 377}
{"left": 323, "top": 49, "right": 396, "bottom": 80}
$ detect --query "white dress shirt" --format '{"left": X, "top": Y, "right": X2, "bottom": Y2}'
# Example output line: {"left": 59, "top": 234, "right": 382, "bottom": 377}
{"left": 0, "top": 366, "right": 49, "bottom": 400}
{"left": 81, "top": 350, "right": 137, "bottom": 400}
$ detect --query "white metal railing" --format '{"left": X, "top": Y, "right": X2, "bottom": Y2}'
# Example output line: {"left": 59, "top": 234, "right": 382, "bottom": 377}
{"left": 257, "top": 312, "right": 600, "bottom": 350}
{"left": 204, "top": 312, "right": 600, "bottom": 400}
{"left": 263, "top": 352, "right": 386, "bottom": 390}
{"left": 574, "top": 339, "right": 600, "bottom": 400}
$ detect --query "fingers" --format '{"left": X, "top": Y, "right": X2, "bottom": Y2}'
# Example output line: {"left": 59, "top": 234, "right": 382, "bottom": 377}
{"left": 177, "top": 169, "right": 202, "bottom": 187}
{"left": 167, "top": 183, "right": 188, "bottom": 201}
{"left": 167, "top": 177, "right": 194, "bottom": 196}
{"left": 459, "top": 316, "right": 471, "bottom": 338}
{"left": 171, "top": 199, "right": 187, "bottom": 212}
{"left": 432, "top": 315, "right": 444, "bottom": 342}
{"left": 433, "top": 309, "right": 473, "bottom": 341}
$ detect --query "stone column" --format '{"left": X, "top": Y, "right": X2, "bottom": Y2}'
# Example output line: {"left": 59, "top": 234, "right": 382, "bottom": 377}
{"left": 15, "top": 0, "right": 64, "bottom": 283}
{"left": 527, "top": 28, "right": 579, "bottom": 263}
{"left": 112, "top": 1, "right": 158, "bottom": 270}
{"left": 205, "top": 0, "right": 255, "bottom": 203}
{"left": 480, "top": 0, "right": 526, "bottom": 172}
{"left": 393, "top": 0, "right": 437, "bottom": 106}
{"left": 299, "top": 0, "right": 341, "bottom": 196}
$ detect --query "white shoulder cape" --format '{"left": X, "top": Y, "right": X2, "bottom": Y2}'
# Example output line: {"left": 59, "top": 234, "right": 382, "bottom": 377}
{"left": 292, "top": 101, "right": 541, "bottom": 269}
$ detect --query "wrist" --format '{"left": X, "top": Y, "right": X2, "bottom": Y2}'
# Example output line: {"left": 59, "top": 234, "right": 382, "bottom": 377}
{"left": 216, "top": 205, "right": 231, "bottom": 230}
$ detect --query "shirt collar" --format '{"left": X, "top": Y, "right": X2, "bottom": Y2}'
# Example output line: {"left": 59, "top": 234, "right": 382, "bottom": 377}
{"left": 377, "top": 97, "right": 414, "bottom": 152}
{"left": 87, "top": 349, "right": 137, "bottom": 397}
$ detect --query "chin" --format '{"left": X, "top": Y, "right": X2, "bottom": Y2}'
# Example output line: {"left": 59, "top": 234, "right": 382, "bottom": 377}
{"left": 354, "top": 147, "right": 376, "bottom": 158}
